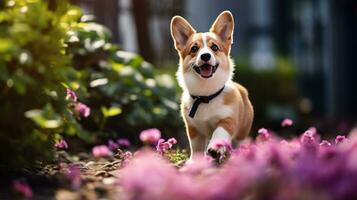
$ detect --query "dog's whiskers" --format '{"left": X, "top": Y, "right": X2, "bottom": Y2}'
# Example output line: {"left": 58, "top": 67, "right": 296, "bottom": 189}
{"left": 188, "top": 63, "right": 195, "bottom": 72}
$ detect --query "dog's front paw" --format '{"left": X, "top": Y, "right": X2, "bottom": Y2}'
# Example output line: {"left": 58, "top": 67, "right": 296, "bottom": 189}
{"left": 206, "top": 139, "right": 232, "bottom": 163}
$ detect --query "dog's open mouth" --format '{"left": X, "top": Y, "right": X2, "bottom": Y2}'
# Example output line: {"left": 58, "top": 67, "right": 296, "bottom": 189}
{"left": 193, "top": 63, "right": 219, "bottom": 78}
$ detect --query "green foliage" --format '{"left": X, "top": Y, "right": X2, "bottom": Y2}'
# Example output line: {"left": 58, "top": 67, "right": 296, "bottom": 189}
{"left": 65, "top": 19, "right": 181, "bottom": 141}
{"left": 164, "top": 149, "right": 189, "bottom": 167}
{"left": 0, "top": 0, "right": 181, "bottom": 170}
{"left": 0, "top": 0, "right": 86, "bottom": 170}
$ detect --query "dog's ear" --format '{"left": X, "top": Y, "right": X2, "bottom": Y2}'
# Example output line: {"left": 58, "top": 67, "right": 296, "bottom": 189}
{"left": 171, "top": 16, "right": 196, "bottom": 51}
{"left": 210, "top": 11, "right": 234, "bottom": 44}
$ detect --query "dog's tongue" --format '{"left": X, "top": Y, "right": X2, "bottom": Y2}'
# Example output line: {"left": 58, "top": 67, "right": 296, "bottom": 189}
{"left": 200, "top": 64, "right": 213, "bottom": 77}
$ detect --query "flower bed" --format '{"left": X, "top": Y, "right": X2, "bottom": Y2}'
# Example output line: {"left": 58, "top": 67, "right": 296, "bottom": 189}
{"left": 10, "top": 125, "right": 357, "bottom": 200}
{"left": 119, "top": 127, "right": 357, "bottom": 200}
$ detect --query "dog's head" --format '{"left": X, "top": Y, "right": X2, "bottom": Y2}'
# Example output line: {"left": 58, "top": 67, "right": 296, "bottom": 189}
{"left": 171, "top": 11, "right": 235, "bottom": 95}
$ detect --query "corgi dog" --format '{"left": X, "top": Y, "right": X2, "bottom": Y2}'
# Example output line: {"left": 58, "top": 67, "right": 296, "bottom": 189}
{"left": 170, "top": 11, "right": 254, "bottom": 159}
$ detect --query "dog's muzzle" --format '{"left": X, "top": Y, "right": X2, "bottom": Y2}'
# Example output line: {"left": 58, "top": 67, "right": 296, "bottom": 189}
{"left": 193, "top": 63, "right": 219, "bottom": 78}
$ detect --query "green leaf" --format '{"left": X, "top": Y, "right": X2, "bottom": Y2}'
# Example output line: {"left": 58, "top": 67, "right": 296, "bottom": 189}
{"left": 25, "top": 109, "right": 63, "bottom": 129}
{"left": 0, "top": 39, "right": 12, "bottom": 53}
{"left": 61, "top": 82, "right": 69, "bottom": 89}
{"left": 101, "top": 106, "right": 122, "bottom": 118}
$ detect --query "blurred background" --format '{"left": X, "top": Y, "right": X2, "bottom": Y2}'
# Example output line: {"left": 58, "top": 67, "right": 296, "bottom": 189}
{"left": 0, "top": 0, "right": 356, "bottom": 169}
{"left": 70, "top": 0, "right": 357, "bottom": 134}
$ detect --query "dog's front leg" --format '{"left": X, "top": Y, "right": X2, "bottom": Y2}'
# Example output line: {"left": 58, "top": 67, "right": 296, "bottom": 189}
{"left": 190, "top": 135, "right": 206, "bottom": 152}
{"left": 185, "top": 124, "right": 206, "bottom": 160}
{"left": 206, "top": 126, "right": 233, "bottom": 159}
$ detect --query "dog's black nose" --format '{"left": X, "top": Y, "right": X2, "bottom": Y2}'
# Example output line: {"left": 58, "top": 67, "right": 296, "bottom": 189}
{"left": 200, "top": 53, "right": 211, "bottom": 61}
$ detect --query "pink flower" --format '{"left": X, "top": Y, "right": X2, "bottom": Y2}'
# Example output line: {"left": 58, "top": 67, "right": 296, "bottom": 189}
{"left": 156, "top": 139, "right": 172, "bottom": 154}
{"left": 67, "top": 165, "right": 81, "bottom": 188}
{"left": 108, "top": 139, "right": 119, "bottom": 151}
{"left": 257, "top": 128, "right": 271, "bottom": 142}
{"left": 123, "top": 151, "right": 133, "bottom": 160}
{"left": 258, "top": 128, "right": 269, "bottom": 135}
{"left": 335, "top": 135, "right": 347, "bottom": 144}
{"left": 13, "top": 181, "right": 33, "bottom": 198}
{"left": 180, "top": 155, "right": 213, "bottom": 175}
{"left": 308, "top": 127, "right": 317, "bottom": 135}
{"left": 119, "top": 150, "right": 180, "bottom": 200}
{"left": 167, "top": 138, "right": 177, "bottom": 145}
{"left": 66, "top": 88, "right": 78, "bottom": 102}
{"left": 122, "top": 151, "right": 133, "bottom": 167}
{"left": 281, "top": 118, "right": 293, "bottom": 127}
{"left": 117, "top": 138, "right": 131, "bottom": 148}
{"left": 75, "top": 102, "right": 90, "bottom": 118}
{"left": 139, "top": 128, "right": 161, "bottom": 144}
{"left": 320, "top": 140, "right": 332, "bottom": 147}
{"left": 300, "top": 130, "right": 318, "bottom": 151}
{"left": 92, "top": 145, "right": 112, "bottom": 157}
{"left": 118, "top": 127, "right": 357, "bottom": 199}
{"left": 156, "top": 137, "right": 177, "bottom": 154}
{"left": 54, "top": 138, "right": 68, "bottom": 149}
{"left": 301, "top": 130, "right": 315, "bottom": 144}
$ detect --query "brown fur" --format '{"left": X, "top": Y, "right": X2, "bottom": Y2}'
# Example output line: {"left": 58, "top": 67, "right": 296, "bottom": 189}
{"left": 223, "top": 82, "right": 254, "bottom": 140}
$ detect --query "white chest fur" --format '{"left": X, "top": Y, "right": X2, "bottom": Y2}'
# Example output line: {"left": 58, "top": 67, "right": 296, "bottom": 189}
{"left": 182, "top": 85, "right": 233, "bottom": 136}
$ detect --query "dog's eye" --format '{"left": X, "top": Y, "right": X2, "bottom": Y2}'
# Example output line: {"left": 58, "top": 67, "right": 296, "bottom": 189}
{"left": 190, "top": 46, "right": 199, "bottom": 54}
{"left": 211, "top": 44, "right": 219, "bottom": 52}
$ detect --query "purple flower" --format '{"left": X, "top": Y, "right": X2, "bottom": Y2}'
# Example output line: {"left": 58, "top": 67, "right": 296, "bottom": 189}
{"left": 281, "top": 118, "right": 293, "bottom": 127}
{"left": 92, "top": 145, "right": 112, "bottom": 157}
{"left": 167, "top": 138, "right": 177, "bottom": 145}
{"left": 107, "top": 139, "right": 119, "bottom": 151}
{"left": 258, "top": 128, "right": 269, "bottom": 135}
{"left": 156, "top": 139, "right": 172, "bottom": 154}
{"left": 320, "top": 140, "right": 332, "bottom": 147}
{"left": 122, "top": 151, "right": 133, "bottom": 167}
{"left": 118, "top": 126, "right": 357, "bottom": 200}
{"left": 67, "top": 165, "right": 81, "bottom": 188}
{"left": 117, "top": 138, "right": 131, "bottom": 148}
{"left": 119, "top": 150, "right": 183, "bottom": 200}
{"left": 300, "top": 130, "right": 316, "bottom": 146}
{"left": 66, "top": 88, "right": 78, "bottom": 102}
{"left": 180, "top": 155, "right": 213, "bottom": 175}
{"left": 54, "top": 138, "right": 68, "bottom": 149}
{"left": 139, "top": 128, "right": 161, "bottom": 145}
{"left": 257, "top": 128, "right": 271, "bottom": 142}
{"left": 155, "top": 137, "right": 178, "bottom": 154}
{"left": 123, "top": 151, "right": 133, "bottom": 160}
{"left": 308, "top": 126, "right": 317, "bottom": 135}
{"left": 335, "top": 135, "right": 347, "bottom": 144}
{"left": 13, "top": 181, "right": 33, "bottom": 198}
{"left": 75, "top": 102, "right": 90, "bottom": 118}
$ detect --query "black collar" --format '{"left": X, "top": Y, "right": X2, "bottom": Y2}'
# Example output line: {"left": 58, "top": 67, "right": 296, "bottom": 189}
{"left": 188, "top": 85, "right": 225, "bottom": 118}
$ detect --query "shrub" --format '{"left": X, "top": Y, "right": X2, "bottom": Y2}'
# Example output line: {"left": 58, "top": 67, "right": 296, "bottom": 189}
{"left": 0, "top": 0, "right": 182, "bottom": 170}
{"left": 0, "top": 0, "right": 84, "bottom": 170}
{"left": 65, "top": 18, "right": 181, "bottom": 142}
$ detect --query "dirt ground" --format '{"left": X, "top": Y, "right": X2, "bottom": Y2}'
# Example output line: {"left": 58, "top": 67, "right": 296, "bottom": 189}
{"left": 0, "top": 150, "right": 127, "bottom": 200}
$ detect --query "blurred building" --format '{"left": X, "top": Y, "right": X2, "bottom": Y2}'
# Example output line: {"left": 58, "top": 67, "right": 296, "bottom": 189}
{"left": 71, "top": 0, "right": 357, "bottom": 122}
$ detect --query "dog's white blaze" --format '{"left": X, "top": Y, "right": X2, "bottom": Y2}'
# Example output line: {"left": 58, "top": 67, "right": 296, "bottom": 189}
{"left": 207, "top": 127, "right": 231, "bottom": 150}
{"left": 196, "top": 33, "right": 216, "bottom": 66}
{"left": 202, "top": 33, "right": 208, "bottom": 47}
